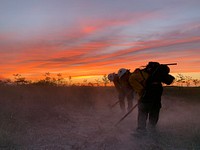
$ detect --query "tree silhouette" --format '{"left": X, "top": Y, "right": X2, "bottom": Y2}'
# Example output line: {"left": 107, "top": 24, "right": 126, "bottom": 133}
{"left": 95, "top": 79, "right": 101, "bottom": 86}
{"left": 44, "top": 72, "right": 51, "bottom": 82}
{"left": 185, "top": 76, "right": 192, "bottom": 87}
{"left": 176, "top": 74, "right": 186, "bottom": 86}
{"left": 102, "top": 74, "right": 109, "bottom": 87}
{"left": 193, "top": 79, "right": 200, "bottom": 86}
{"left": 68, "top": 76, "right": 72, "bottom": 86}
{"left": 57, "top": 73, "right": 65, "bottom": 86}
{"left": 13, "top": 74, "right": 29, "bottom": 85}
{"left": 88, "top": 82, "right": 94, "bottom": 86}
{"left": 82, "top": 79, "right": 88, "bottom": 86}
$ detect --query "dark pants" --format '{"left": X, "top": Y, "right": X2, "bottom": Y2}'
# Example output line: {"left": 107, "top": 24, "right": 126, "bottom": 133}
{"left": 137, "top": 102, "right": 160, "bottom": 130}
{"left": 118, "top": 90, "right": 134, "bottom": 111}
{"left": 137, "top": 84, "right": 163, "bottom": 130}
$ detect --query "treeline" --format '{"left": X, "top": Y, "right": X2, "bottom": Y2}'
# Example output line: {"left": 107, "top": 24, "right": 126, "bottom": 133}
{"left": 0, "top": 73, "right": 199, "bottom": 87}
{"left": 174, "top": 73, "right": 200, "bottom": 87}
{"left": 0, "top": 73, "right": 110, "bottom": 87}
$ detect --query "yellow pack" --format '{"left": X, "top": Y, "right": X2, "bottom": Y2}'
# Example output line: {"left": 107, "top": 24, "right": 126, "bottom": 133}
{"left": 129, "top": 69, "right": 149, "bottom": 96}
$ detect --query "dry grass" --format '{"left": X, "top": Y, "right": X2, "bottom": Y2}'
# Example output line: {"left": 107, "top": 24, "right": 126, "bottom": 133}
{"left": 0, "top": 85, "right": 199, "bottom": 150}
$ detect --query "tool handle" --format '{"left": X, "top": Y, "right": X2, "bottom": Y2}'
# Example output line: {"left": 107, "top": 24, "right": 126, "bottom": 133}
{"left": 115, "top": 103, "right": 138, "bottom": 126}
{"left": 162, "top": 63, "right": 177, "bottom": 65}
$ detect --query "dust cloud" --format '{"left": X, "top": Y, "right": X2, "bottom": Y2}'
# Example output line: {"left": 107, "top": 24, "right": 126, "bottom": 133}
{"left": 0, "top": 85, "right": 199, "bottom": 149}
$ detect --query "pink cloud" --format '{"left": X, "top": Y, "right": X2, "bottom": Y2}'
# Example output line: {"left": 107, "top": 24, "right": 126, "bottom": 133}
{"left": 0, "top": 10, "right": 200, "bottom": 80}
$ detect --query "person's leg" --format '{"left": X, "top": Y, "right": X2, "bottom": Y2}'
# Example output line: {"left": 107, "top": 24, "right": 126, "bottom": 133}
{"left": 127, "top": 90, "right": 134, "bottom": 111}
{"left": 137, "top": 103, "right": 148, "bottom": 131}
{"left": 148, "top": 107, "right": 160, "bottom": 129}
{"left": 118, "top": 92, "right": 125, "bottom": 112}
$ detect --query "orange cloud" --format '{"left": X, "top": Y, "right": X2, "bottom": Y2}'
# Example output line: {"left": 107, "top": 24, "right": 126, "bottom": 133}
{"left": 1, "top": 12, "right": 200, "bottom": 81}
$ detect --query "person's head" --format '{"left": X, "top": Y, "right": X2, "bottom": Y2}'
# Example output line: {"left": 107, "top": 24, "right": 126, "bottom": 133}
{"left": 108, "top": 73, "right": 116, "bottom": 81}
{"left": 145, "top": 62, "right": 160, "bottom": 74}
{"left": 117, "top": 68, "right": 130, "bottom": 80}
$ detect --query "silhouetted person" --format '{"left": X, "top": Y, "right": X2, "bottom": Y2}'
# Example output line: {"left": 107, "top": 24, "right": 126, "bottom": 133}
{"left": 108, "top": 71, "right": 134, "bottom": 112}
{"left": 129, "top": 62, "right": 175, "bottom": 134}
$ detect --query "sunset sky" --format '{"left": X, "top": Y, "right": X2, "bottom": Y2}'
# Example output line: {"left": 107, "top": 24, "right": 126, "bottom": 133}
{"left": 0, "top": 0, "right": 200, "bottom": 82}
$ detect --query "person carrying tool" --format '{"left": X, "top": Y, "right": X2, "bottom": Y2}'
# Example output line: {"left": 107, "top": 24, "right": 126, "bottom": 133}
{"left": 117, "top": 68, "right": 135, "bottom": 112}
{"left": 108, "top": 73, "right": 123, "bottom": 110}
{"left": 108, "top": 70, "right": 134, "bottom": 112}
{"left": 128, "top": 62, "right": 175, "bottom": 134}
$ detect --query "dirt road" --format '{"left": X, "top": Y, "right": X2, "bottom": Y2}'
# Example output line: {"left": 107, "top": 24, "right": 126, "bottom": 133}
{"left": 0, "top": 86, "right": 199, "bottom": 149}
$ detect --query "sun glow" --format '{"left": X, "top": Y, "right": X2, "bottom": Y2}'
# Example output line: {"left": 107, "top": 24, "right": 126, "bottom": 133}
{"left": 70, "top": 75, "right": 104, "bottom": 83}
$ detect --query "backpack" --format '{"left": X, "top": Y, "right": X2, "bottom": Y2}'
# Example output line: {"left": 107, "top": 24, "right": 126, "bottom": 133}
{"left": 145, "top": 62, "right": 174, "bottom": 85}
{"left": 129, "top": 62, "right": 175, "bottom": 96}
{"left": 147, "top": 62, "right": 175, "bottom": 85}
{"left": 129, "top": 68, "right": 149, "bottom": 96}
{"left": 129, "top": 62, "right": 160, "bottom": 95}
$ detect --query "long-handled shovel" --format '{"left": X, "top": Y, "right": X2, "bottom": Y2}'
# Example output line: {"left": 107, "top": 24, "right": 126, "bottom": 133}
{"left": 108, "top": 100, "right": 120, "bottom": 109}
{"left": 115, "top": 103, "right": 138, "bottom": 126}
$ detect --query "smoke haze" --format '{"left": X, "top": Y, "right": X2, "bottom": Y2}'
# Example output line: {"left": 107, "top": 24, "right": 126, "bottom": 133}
{"left": 0, "top": 86, "right": 199, "bottom": 149}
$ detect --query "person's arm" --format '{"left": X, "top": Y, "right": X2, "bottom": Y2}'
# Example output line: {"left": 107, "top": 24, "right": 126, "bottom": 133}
{"left": 114, "top": 81, "right": 122, "bottom": 92}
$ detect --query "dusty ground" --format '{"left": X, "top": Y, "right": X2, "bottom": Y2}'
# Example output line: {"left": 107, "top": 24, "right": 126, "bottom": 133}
{"left": 0, "top": 86, "right": 200, "bottom": 150}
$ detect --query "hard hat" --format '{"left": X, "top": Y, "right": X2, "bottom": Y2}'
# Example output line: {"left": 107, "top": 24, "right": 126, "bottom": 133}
{"left": 108, "top": 73, "right": 115, "bottom": 81}
{"left": 118, "top": 68, "right": 128, "bottom": 78}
